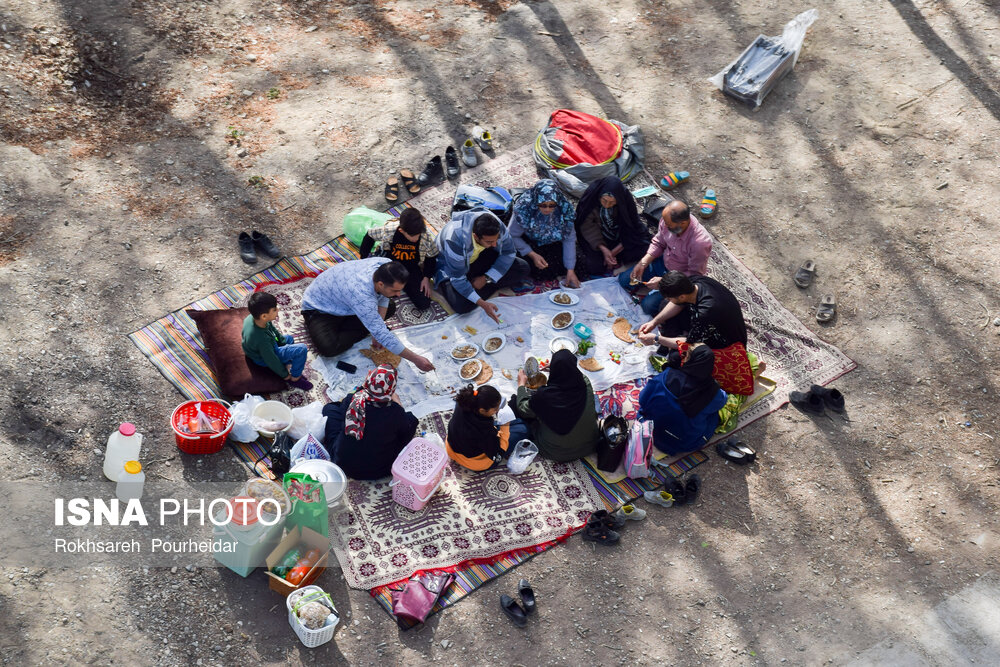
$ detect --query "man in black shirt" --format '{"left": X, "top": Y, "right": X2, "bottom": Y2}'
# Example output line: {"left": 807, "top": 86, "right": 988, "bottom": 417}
{"left": 636, "top": 271, "right": 747, "bottom": 350}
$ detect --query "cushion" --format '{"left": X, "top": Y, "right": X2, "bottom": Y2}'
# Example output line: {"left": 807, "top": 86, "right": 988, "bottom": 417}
{"left": 678, "top": 341, "right": 755, "bottom": 396}
{"left": 186, "top": 308, "right": 287, "bottom": 398}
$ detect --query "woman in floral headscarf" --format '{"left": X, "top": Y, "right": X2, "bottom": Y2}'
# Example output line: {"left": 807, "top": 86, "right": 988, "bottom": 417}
{"left": 322, "top": 364, "right": 418, "bottom": 480}
{"left": 508, "top": 179, "right": 582, "bottom": 287}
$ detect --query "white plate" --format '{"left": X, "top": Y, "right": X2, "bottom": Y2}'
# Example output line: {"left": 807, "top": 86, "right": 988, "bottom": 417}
{"left": 550, "top": 337, "right": 577, "bottom": 353}
{"left": 450, "top": 342, "right": 480, "bottom": 361}
{"left": 481, "top": 333, "right": 506, "bottom": 354}
{"left": 550, "top": 311, "right": 575, "bottom": 330}
{"left": 458, "top": 359, "right": 483, "bottom": 382}
{"left": 548, "top": 291, "right": 580, "bottom": 306}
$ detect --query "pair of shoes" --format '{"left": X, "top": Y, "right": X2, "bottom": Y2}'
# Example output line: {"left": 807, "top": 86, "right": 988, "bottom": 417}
{"left": 644, "top": 475, "right": 701, "bottom": 507}
{"left": 459, "top": 127, "right": 494, "bottom": 168}
{"left": 499, "top": 579, "right": 536, "bottom": 627}
{"left": 789, "top": 384, "right": 845, "bottom": 414}
{"left": 611, "top": 503, "right": 647, "bottom": 522}
{"left": 656, "top": 170, "right": 719, "bottom": 218}
{"left": 791, "top": 261, "right": 836, "bottom": 322}
{"left": 582, "top": 509, "right": 622, "bottom": 545}
{"left": 715, "top": 439, "right": 756, "bottom": 464}
{"left": 237, "top": 231, "right": 281, "bottom": 264}
{"left": 416, "top": 154, "right": 451, "bottom": 188}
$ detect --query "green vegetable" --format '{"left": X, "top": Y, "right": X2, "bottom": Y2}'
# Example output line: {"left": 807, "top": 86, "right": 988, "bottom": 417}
{"left": 576, "top": 340, "right": 596, "bottom": 355}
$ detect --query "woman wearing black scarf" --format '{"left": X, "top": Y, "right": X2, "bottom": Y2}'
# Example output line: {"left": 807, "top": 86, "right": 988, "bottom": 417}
{"left": 638, "top": 344, "right": 728, "bottom": 456}
{"left": 515, "top": 349, "right": 601, "bottom": 462}
{"left": 575, "top": 176, "right": 652, "bottom": 276}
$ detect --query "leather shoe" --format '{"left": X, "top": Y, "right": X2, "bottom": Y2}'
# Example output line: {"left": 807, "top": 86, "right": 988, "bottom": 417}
{"left": 500, "top": 594, "right": 528, "bottom": 627}
{"left": 251, "top": 230, "right": 281, "bottom": 259}
{"left": 518, "top": 579, "right": 536, "bottom": 615}
{"left": 444, "top": 146, "right": 460, "bottom": 180}
{"left": 789, "top": 390, "right": 825, "bottom": 415}
{"left": 809, "top": 384, "right": 845, "bottom": 413}
{"left": 416, "top": 155, "right": 444, "bottom": 187}
{"left": 238, "top": 232, "right": 257, "bottom": 264}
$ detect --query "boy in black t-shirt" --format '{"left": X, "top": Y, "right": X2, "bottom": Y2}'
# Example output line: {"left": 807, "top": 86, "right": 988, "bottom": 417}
{"left": 359, "top": 208, "right": 439, "bottom": 310}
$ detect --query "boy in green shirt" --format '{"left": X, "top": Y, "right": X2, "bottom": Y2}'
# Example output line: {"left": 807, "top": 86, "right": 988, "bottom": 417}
{"left": 242, "top": 292, "right": 313, "bottom": 390}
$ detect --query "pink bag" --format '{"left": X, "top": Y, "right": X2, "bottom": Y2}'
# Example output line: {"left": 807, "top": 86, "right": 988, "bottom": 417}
{"left": 624, "top": 420, "right": 654, "bottom": 478}
{"left": 390, "top": 572, "right": 454, "bottom": 626}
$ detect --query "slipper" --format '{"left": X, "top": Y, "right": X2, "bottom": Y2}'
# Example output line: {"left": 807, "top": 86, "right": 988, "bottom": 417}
{"left": 700, "top": 190, "right": 718, "bottom": 218}
{"left": 793, "top": 260, "right": 816, "bottom": 288}
{"left": 518, "top": 579, "right": 536, "bottom": 615}
{"left": 816, "top": 294, "right": 837, "bottom": 323}
{"left": 659, "top": 171, "right": 690, "bottom": 189}
{"left": 399, "top": 169, "right": 421, "bottom": 194}
{"left": 500, "top": 594, "right": 528, "bottom": 627}
{"left": 715, "top": 439, "right": 754, "bottom": 464}
{"left": 384, "top": 177, "right": 400, "bottom": 202}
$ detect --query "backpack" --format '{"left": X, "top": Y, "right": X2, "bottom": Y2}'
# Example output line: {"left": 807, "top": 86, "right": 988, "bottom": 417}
{"left": 624, "top": 420, "right": 654, "bottom": 479}
{"left": 596, "top": 415, "right": 629, "bottom": 473}
{"left": 452, "top": 185, "right": 514, "bottom": 223}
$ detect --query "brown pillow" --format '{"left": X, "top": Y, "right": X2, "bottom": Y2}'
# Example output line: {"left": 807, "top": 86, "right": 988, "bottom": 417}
{"left": 187, "top": 308, "right": 287, "bottom": 397}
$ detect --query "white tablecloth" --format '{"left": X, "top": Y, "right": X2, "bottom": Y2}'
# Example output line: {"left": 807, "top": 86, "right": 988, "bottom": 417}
{"left": 315, "top": 277, "right": 657, "bottom": 417}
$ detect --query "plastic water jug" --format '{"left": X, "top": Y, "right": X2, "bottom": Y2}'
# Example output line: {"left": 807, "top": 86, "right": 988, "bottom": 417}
{"left": 213, "top": 495, "right": 285, "bottom": 577}
{"left": 103, "top": 423, "right": 143, "bottom": 481}
{"left": 116, "top": 461, "right": 145, "bottom": 501}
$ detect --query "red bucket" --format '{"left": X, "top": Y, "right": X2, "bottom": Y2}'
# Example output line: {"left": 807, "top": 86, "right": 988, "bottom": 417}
{"left": 170, "top": 400, "right": 233, "bottom": 455}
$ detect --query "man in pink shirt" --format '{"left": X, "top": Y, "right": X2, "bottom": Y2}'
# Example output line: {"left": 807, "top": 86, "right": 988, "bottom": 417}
{"left": 617, "top": 200, "right": 713, "bottom": 315}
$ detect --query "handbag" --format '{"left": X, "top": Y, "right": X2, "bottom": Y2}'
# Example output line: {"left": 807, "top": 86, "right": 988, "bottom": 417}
{"left": 390, "top": 572, "right": 454, "bottom": 627}
{"left": 596, "top": 415, "right": 629, "bottom": 472}
{"left": 253, "top": 430, "right": 293, "bottom": 477}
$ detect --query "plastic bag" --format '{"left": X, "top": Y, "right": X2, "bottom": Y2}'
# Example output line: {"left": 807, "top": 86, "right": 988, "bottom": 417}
{"left": 708, "top": 9, "right": 818, "bottom": 109}
{"left": 230, "top": 394, "right": 265, "bottom": 443}
{"left": 288, "top": 401, "right": 328, "bottom": 442}
{"left": 342, "top": 206, "right": 392, "bottom": 247}
{"left": 291, "top": 433, "right": 331, "bottom": 465}
{"left": 283, "top": 472, "right": 329, "bottom": 538}
{"left": 506, "top": 439, "right": 539, "bottom": 475}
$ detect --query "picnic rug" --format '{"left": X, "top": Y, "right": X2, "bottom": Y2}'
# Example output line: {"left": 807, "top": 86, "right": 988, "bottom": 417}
{"left": 130, "top": 141, "right": 855, "bottom": 624}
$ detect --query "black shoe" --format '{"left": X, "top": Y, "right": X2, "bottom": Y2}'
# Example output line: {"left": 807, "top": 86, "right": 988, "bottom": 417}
{"left": 238, "top": 232, "right": 257, "bottom": 264}
{"left": 251, "top": 230, "right": 281, "bottom": 259}
{"left": 581, "top": 522, "right": 620, "bottom": 545}
{"left": 789, "top": 390, "right": 825, "bottom": 415}
{"left": 589, "top": 509, "right": 625, "bottom": 530}
{"left": 518, "top": 579, "right": 536, "bottom": 615}
{"left": 416, "top": 155, "right": 444, "bottom": 187}
{"left": 684, "top": 474, "right": 701, "bottom": 504}
{"left": 661, "top": 477, "right": 686, "bottom": 505}
{"left": 716, "top": 439, "right": 756, "bottom": 464}
{"left": 809, "top": 384, "right": 845, "bottom": 413}
{"left": 444, "top": 146, "right": 460, "bottom": 180}
{"left": 500, "top": 594, "right": 528, "bottom": 627}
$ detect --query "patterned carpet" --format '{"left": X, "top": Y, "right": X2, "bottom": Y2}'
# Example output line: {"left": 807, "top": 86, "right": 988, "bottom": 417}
{"left": 130, "top": 141, "right": 855, "bottom": 625}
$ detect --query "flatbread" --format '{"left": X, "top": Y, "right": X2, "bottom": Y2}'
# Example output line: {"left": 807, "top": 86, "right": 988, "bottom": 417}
{"left": 579, "top": 357, "right": 604, "bottom": 372}
{"left": 612, "top": 317, "right": 634, "bottom": 343}
{"left": 360, "top": 347, "right": 401, "bottom": 368}
{"left": 501, "top": 369, "right": 512, "bottom": 380}
{"left": 475, "top": 362, "right": 494, "bottom": 385}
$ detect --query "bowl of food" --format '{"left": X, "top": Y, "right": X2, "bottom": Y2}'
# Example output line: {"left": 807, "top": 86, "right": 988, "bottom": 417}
{"left": 482, "top": 334, "right": 506, "bottom": 354}
{"left": 243, "top": 478, "right": 292, "bottom": 518}
{"left": 459, "top": 359, "right": 483, "bottom": 381}
{"left": 549, "top": 336, "right": 577, "bottom": 353}
{"left": 551, "top": 311, "right": 574, "bottom": 330}
{"left": 251, "top": 401, "right": 293, "bottom": 438}
{"left": 450, "top": 343, "right": 480, "bottom": 360}
{"left": 549, "top": 291, "right": 579, "bottom": 306}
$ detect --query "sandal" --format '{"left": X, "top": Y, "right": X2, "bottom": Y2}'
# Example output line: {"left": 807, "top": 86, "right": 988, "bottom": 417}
{"left": 517, "top": 579, "right": 536, "bottom": 615}
{"left": 816, "top": 293, "right": 837, "bottom": 323}
{"left": 699, "top": 189, "right": 718, "bottom": 218}
{"left": 384, "top": 176, "right": 400, "bottom": 202}
{"left": 399, "top": 169, "right": 421, "bottom": 194}
{"left": 793, "top": 259, "right": 816, "bottom": 288}
{"left": 659, "top": 171, "right": 690, "bottom": 189}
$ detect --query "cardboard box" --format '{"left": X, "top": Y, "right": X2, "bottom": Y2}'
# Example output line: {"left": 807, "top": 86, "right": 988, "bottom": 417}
{"left": 265, "top": 526, "right": 330, "bottom": 597}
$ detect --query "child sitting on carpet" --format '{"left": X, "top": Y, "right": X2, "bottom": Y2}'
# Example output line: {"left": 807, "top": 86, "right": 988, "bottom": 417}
{"left": 242, "top": 292, "right": 313, "bottom": 390}
{"left": 446, "top": 384, "right": 529, "bottom": 471}
{"left": 359, "top": 207, "right": 439, "bottom": 311}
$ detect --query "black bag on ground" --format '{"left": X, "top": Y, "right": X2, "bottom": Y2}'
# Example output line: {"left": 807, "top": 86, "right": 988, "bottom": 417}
{"left": 596, "top": 415, "right": 630, "bottom": 472}
{"left": 254, "top": 430, "right": 293, "bottom": 476}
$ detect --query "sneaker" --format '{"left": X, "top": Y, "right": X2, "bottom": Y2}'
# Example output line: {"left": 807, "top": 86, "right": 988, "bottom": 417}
{"left": 612, "top": 504, "right": 646, "bottom": 522}
{"left": 590, "top": 509, "right": 625, "bottom": 530}
{"left": 789, "top": 389, "right": 825, "bottom": 415}
{"left": 643, "top": 490, "right": 674, "bottom": 507}
{"left": 472, "top": 125, "right": 494, "bottom": 152}
{"left": 461, "top": 138, "right": 478, "bottom": 167}
{"left": 251, "top": 230, "right": 281, "bottom": 259}
{"left": 684, "top": 474, "right": 701, "bottom": 504}
{"left": 581, "top": 522, "right": 620, "bottom": 545}
{"left": 238, "top": 232, "right": 257, "bottom": 264}
{"left": 661, "top": 477, "right": 686, "bottom": 505}
{"left": 416, "top": 155, "right": 444, "bottom": 187}
{"left": 809, "top": 384, "right": 845, "bottom": 413}
{"left": 444, "top": 146, "right": 460, "bottom": 180}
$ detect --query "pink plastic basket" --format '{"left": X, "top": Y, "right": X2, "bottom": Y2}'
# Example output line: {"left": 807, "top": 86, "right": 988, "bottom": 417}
{"left": 390, "top": 437, "right": 450, "bottom": 511}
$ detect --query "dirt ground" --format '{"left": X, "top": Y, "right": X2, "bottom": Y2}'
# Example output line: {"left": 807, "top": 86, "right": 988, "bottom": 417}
{"left": 2, "top": 0, "right": 999, "bottom": 664}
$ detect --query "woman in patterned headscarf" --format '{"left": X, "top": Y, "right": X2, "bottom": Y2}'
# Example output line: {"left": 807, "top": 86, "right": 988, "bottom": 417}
{"left": 508, "top": 179, "right": 582, "bottom": 287}
{"left": 322, "top": 365, "right": 418, "bottom": 480}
